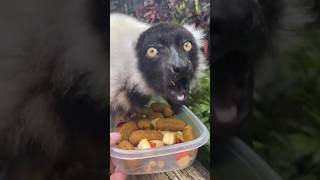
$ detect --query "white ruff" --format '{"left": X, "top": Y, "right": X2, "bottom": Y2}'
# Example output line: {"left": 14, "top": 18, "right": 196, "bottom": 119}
{"left": 110, "top": 13, "right": 154, "bottom": 112}
{"left": 183, "top": 24, "right": 208, "bottom": 88}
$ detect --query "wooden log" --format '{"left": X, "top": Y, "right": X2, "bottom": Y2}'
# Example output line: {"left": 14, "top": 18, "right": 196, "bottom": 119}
{"left": 127, "top": 161, "right": 210, "bottom": 180}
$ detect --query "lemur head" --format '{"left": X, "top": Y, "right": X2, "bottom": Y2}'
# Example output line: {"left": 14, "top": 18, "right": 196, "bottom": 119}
{"left": 135, "top": 23, "right": 205, "bottom": 105}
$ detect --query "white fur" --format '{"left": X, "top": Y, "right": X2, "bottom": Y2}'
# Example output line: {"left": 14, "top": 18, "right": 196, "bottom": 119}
{"left": 110, "top": 13, "right": 153, "bottom": 111}
{"left": 110, "top": 13, "right": 207, "bottom": 112}
{"left": 183, "top": 24, "right": 208, "bottom": 88}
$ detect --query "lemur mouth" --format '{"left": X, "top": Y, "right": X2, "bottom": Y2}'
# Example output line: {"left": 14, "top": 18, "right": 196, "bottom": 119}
{"left": 167, "top": 78, "right": 189, "bottom": 104}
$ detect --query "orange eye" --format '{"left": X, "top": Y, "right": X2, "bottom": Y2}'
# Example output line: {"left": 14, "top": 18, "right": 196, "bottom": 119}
{"left": 146, "top": 47, "right": 158, "bottom": 58}
{"left": 183, "top": 41, "right": 192, "bottom": 51}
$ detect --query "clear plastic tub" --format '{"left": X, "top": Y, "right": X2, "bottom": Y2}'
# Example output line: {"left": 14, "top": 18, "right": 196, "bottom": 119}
{"left": 110, "top": 105, "right": 210, "bottom": 175}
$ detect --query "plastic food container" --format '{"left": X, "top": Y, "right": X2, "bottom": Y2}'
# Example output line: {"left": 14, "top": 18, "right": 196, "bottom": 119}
{"left": 110, "top": 105, "right": 210, "bottom": 175}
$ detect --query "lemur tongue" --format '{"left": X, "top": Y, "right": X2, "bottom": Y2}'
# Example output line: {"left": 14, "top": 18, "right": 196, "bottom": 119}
{"left": 177, "top": 94, "right": 185, "bottom": 101}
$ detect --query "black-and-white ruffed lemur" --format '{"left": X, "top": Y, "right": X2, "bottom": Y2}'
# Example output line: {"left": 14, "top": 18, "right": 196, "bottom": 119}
{"left": 110, "top": 13, "right": 207, "bottom": 117}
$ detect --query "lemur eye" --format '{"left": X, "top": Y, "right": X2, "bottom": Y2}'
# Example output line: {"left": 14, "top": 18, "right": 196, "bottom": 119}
{"left": 146, "top": 47, "right": 158, "bottom": 58}
{"left": 183, "top": 41, "right": 192, "bottom": 51}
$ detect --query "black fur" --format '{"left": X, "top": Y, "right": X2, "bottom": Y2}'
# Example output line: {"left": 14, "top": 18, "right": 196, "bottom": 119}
{"left": 213, "top": 0, "right": 265, "bottom": 136}
{"left": 127, "top": 86, "right": 151, "bottom": 112}
{"left": 136, "top": 23, "right": 199, "bottom": 108}
{"left": 0, "top": 0, "right": 106, "bottom": 179}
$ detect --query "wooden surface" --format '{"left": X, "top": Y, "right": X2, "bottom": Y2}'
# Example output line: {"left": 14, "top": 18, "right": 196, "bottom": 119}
{"left": 127, "top": 161, "right": 210, "bottom": 180}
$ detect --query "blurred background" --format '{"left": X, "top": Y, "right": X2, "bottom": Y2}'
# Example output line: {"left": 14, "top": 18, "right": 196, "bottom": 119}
{"left": 211, "top": 0, "right": 320, "bottom": 179}
{"left": 110, "top": 0, "right": 211, "bottom": 170}
{"left": 244, "top": 6, "right": 320, "bottom": 180}
{"left": 212, "top": 0, "right": 320, "bottom": 179}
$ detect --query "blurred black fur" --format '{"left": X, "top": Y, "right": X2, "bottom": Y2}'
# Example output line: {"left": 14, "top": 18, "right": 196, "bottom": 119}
{"left": 212, "top": 0, "right": 314, "bottom": 138}
{"left": 0, "top": 0, "right": 107, "bottom": 179}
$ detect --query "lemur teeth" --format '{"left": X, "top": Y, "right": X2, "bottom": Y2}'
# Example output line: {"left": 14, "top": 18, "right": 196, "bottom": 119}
{"left": 170, "top": 66, "right": 175, "bottom": 73}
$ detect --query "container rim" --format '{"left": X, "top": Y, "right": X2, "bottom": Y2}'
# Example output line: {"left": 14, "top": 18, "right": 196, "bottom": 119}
{"left": 110, "top": 106, "right": 210, "bottom": 160}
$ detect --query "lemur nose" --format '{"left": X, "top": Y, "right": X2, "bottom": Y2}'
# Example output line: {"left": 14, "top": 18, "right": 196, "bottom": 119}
{"left": 170, "top": 64, "right": 189, "bottom": 74}
{"left": 169, "top": 47, "right": 190, "bottom": 74}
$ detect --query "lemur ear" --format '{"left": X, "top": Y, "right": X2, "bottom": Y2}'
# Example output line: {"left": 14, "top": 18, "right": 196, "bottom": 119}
{"left": 183, "top": 24, "right": 206, "bottom": 48}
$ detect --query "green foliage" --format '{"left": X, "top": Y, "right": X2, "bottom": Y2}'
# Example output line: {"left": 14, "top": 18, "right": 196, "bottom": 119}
{"left": 187, "top": 69, "right": 210, "bottom": 132}
{"left": 169, "top": 0, "right": 210, "bottom": 33}
{"left": 247, "top": 28, "right": 320, "bottom": 179}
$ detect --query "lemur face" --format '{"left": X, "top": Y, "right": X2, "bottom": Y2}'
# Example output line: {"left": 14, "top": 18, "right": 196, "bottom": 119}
{"left": 136, "top": 23, "right": 200, "bottom": 104}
